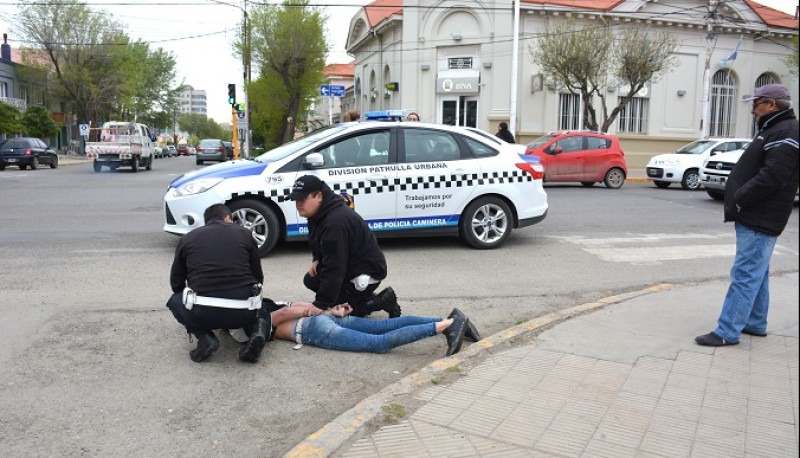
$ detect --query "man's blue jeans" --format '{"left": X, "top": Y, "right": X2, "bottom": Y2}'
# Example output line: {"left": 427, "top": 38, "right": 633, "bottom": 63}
{"left": 714, "top": 222, "right": 778, "bottom": 342}
{"left": 296, "top": 315, "right": 440, "bottom": 353}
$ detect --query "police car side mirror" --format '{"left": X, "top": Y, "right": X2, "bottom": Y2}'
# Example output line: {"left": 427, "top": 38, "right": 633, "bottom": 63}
{"left": 303, "top": 152, "right": 325, "bottom": 168}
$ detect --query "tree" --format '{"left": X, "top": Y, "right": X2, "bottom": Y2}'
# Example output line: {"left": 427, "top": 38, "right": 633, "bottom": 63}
{"left": 15, "top": 0, "right": 177, "bottom": 127}
{"left": 242, "top": 0, "right": 327, "bottom": 147}
{"left": 22, "top": 105, "right": 61, "bottom": 138}
{"left": 530, "top": 19, "right": 678, "bottom": 132}
{"left": 0, "top": 102, "right": 24, "bottom": 135}
{"left": 178, "top": 112, "right": 227, "bottom": 140}
{"left": 787, "top": 36, "right": 799, "bottom": 77}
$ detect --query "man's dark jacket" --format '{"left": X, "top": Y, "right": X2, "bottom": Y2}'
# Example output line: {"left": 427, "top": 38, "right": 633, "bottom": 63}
{"left": 307, "top": 185, "right": 387, "bottom": 308}
{"left": 724, "top": 108, "right": 799, "bottom": 236}
{"left": 496, "top": 129, "right": 516, "bottom": 144}
{"left": 170, "top": 220, "right": 264, "bottom": 295}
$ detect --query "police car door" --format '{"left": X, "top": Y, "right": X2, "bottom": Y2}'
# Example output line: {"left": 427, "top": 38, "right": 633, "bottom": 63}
{"left": 395, "top": 127, "right": 482, "bottom": 232}
{"left": 301, "top": 128, "right": 396, "bottom": 230}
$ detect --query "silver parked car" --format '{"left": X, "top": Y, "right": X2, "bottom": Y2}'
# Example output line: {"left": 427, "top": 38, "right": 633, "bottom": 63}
{"left": 195, "top": 139, "right": 227, "bottom": 165}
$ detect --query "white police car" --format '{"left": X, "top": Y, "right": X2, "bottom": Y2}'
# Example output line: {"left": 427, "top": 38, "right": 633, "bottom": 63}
{"left": 163, "top": 122, "right": 548, "bottom": 256}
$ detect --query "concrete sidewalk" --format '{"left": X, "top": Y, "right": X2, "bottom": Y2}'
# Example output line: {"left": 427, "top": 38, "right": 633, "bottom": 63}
{"left": 287, "top": 274, "right": 799, "bottom": 457}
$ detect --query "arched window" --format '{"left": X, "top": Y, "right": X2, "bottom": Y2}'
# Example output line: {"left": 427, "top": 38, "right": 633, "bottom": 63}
{"left": 710, "top": 71, "right": 736, "bottom": 137}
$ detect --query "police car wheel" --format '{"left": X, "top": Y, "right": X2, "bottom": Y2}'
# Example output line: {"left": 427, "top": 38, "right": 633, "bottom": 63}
{"left": 654, "top": 181, "right": 670, "bottom": 189}
{"left": 228, "top": 199, "right": 280, "bottom": 257}
{"left": 707, "top": 189, "right": 724, "bottom": 201}
{"left": 460, "top": 197, "right": 512, "bottom": 250}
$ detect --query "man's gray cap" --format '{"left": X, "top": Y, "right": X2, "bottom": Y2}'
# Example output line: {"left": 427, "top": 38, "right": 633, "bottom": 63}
{"left": 742, "top": 83, "right": 791, "bottom": 102}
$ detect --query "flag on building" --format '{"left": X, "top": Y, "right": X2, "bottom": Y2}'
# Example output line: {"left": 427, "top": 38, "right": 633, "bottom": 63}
{"left": 720, "top": 37, "right": 742, "bottom": 69}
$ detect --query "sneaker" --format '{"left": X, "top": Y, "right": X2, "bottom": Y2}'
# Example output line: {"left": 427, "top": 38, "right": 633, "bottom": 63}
{"left": 695, "top": 332, "right": 738, "bottom": 347}
{"left": 448, "top": 308, "right": 481, "bottom": 342}
{"left": 443, "top": 315, "right": 467, "bottom": 356}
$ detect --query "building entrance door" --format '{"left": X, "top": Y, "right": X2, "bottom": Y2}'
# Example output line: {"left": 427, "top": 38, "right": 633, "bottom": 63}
{"left": 439, "top": 96, "right": 478, "bottom": 128}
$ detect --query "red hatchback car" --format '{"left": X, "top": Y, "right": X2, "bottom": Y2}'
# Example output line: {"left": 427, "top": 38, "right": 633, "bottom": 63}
{"left": 525, "top": 131, "right": 627, "bottom": 188}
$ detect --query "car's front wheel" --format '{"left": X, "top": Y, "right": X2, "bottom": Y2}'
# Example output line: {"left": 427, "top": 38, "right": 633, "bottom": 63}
{"left": 604, "top": 168, "right": 625, "bottom": 189}
{"left": 681, "top": 169, "right": 700, "bottom": 190}
{"left": 145, "top": 155, "right": 152, "bottom": 170}
{"left": 654, "top": 180, "right": 670, "bottom": 189}
{"left": 31, "top": 157, "right": 39, "bottom": 170}
{"left": 460, "top": 197, "right": 513, "bottom": 249}
{"left": 50, "top": 156, "right": 59, "bottom": 168}
{"left": 707, "top": 189, "right": 724, "bottom": 200}
{"left": 93, "top": 161, "right": 101, "bottom": 173}
{"left": 229, "top": 199, "right": 281, "bottom": 257}
{"left": 581, "top": 181, "right": 595, "bottom": 187}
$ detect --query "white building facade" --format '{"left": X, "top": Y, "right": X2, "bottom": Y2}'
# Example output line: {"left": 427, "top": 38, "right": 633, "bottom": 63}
{"left": 178, "top": 86, "right": 208, "bottom": 116}
{"left": 346, "top": 0, "right": 798, "bottom": 164}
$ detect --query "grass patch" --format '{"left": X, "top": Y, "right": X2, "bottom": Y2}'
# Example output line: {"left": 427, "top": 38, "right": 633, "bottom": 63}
{"left": 516, "top": 318, "right": 529, "bottom": 325}
{"left": 446, "top": 365, "right": 461, "bottom": 373}
{"left": 382, "top": 403, "right": 406, "bottom": 424}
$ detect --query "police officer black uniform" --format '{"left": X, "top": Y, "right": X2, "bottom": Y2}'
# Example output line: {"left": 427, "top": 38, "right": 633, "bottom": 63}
{"left": 166, "top": 204, "right": 271, "bottom": 363}
{"left": 289, "top": 175, "right": 401, "bottom": 318}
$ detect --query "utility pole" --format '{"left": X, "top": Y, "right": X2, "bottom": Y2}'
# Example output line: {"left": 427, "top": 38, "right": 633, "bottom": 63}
{"left": 243, "top": 0, "right": 251, "bottom": 158}
{"left": 510, "top": 0, "right": 520, "bottom": 138}
{"left": 700, "top": 0, "right": 719, "bottom": 139}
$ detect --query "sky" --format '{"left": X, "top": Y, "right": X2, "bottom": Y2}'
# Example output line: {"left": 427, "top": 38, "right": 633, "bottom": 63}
{"left": 0, "top": 0, "right": 796, "bottom": 123}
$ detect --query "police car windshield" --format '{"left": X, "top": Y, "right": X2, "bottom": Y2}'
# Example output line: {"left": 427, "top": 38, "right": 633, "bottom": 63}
{"left": 254, "top": 125, "right": 349, "bottom": 163}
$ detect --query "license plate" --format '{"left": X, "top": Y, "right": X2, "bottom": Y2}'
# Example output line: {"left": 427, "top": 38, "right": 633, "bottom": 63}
{"left": 6, "top": 158, "right": 17, "bottom": 162}
{"left": 710, "top": 176, "right": 724, "bottom": 184}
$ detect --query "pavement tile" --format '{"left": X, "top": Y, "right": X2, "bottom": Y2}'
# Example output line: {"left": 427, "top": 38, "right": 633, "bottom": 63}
{"left": 583, "top": 438, "right": 637, "bottom": 458}
{"left": 489, "top": 409, "right": 545, "bottom": 448}
{"left": 744, "top": 433, "right": 798, "bottom": 457}
{"left": 698, "top": 405, "right": 747, "bottom": 432}
{"left": 660, "top": 384, "right": 705, "bottom": 406}
{"left": 535, "top": 376, "right": 583, "bottom": 397}
{"left": 427, "top": 385, "right": 482, "bottom": 411}
{"left": 447, "top": 376, "right": 498, "bottom": 396}
{"left": 629, "top": 356, "right": 674, "bottom": 379}
{"left": 592, "top": 419, "right": 647, "bottom": 448}
{"left": 415, "top": 385, "right": 445, "bottom": 402}
{"left": 535, "top": 427, "right": 590, "bottom": 457}
{"left": 690, "top": 440, "right": 745, "bottom": 457}
{"left": 653, "top": 398, "right": 702, "bottom": 423}
{"left": 670, "top": 351, "right": 713, "bottom": 375}
{"left": 665, "top": 371, "right": 710, "bottom": 391}
{"left": 747, "top": 399, "right": 795, "bottom": 423}
{"left": 646, "top": 413, "right": 698, "bottom": 438}
{"left": 560, "top": 398, "right": 611, "bottom": 422}
{"left": 448, "top": 396, "right": 518, "bottom": 437}
{"left": 620, "top": 377, "right": 668, "bottom": 398}
{"left": 695, "top": 423, "right": 746, "bottom": 454}
{"left": 612, "top": 391, "right": 660, "bottom": 413}
{"left": 639, "top": 430, "right": 694, "bottom": 457}
{"left": 412, "top": 399, "right": 466, "bottom": 427}
{"left": 703, "top": 379, "right": 749, "bottom": 399}
{"left": 484, "top": 374, "right": 542, "bottom": 401}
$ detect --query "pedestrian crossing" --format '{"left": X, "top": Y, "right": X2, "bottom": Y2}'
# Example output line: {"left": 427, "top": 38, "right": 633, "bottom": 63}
{"left": 548, "top": 232, "right": 797, "bottom": 265}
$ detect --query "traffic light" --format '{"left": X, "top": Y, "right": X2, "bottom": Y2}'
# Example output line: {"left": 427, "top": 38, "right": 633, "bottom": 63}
{"left": 227, "top": 84, "right": 236, "bottom": 105}
{"left": 234, "top": 103, "right": 245, "bottom": 118}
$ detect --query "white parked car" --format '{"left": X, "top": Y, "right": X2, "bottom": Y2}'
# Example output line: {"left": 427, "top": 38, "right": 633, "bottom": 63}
{"left": 645, "top": 138, "right": 750, "bottom": 190}
{"left": 163, "top": 122, "right": 549, "bottom": 256}
{"left": 699, "top": 148, "right": 746, "bottom": 200}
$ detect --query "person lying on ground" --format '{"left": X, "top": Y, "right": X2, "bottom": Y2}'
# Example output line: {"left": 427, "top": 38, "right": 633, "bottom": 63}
{"left": 265, "top": 301, "right": 481, "bottom": 357}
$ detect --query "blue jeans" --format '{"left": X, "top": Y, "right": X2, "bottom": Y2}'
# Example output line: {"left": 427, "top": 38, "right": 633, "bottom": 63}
{"left": 714, "top": 222, "right": 777, "bottom": 342}
{"left": 295, "top": 315, "right": 440, "bottom": 353}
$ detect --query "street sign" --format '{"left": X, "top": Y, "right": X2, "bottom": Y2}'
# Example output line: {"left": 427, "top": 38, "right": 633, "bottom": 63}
{"left": 330, "top": 85, "right": 346, "bottom": 97}
{"left": 319, "top": 84, "right": 346, "bottom": 98}
{"left": 79, "top": 124, "right": 89, "bottom": 137}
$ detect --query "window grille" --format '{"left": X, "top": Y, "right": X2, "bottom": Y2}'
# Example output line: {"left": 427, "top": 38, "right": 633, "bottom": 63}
{"left": 710, "top": 71, "right": 736, "bottom": 137}
{"left": 448, "top": 57, "right": 472, "bottom": 69}
{"left": 617, "top": 97, "right": 649, "bottom": 134}
{"left": 559, "top": 93, "right": 580, "bottom": 130}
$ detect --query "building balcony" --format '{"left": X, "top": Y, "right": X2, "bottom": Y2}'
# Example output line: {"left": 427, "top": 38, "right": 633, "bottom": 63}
{"left": 0, "top": 97, "right": 27, "bottom": 111}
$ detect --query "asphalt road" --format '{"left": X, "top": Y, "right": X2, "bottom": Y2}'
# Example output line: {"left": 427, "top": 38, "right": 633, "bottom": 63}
{"left": 0, "top": 157, "right": 797, "bottom": 456}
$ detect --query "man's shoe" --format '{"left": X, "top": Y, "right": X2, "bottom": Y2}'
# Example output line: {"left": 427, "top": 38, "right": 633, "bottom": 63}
{"left": 695, "top": 332, "right": 738, "bottom": 347}
{"left": 365, "top": 287, "right": 402, "bottom": 318}
{"left": 239, "top": 317, "right": 271, "bottom": 363}
{"left": 189, "top": 332, "right": 220, "bottom": 362}
{"left": 448, "top": 308, "right": 481, "bottom": 342}
{"left": 742, "top": 329, "right": 767, "bottom": 337}
{"left": 443, "top": 315, "right": 467, "bottom": 356}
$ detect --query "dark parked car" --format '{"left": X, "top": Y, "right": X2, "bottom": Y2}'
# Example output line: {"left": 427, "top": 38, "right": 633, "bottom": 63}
{"left": 223, "top": 141, "right": 234, "bottom": 160}
{"left": 195, "top": 139, "right": 227, "bottom": 165}
{"left": 0, "top": 137, "right": 59, "bottom": 170}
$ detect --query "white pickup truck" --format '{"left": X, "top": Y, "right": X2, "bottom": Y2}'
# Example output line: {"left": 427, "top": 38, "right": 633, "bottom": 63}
{"left": 85, "top": 122, "right": 155, "bottom": 173}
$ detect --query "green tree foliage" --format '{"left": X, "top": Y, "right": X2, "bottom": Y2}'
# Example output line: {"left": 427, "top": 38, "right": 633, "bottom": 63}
{"left": 22, "top": 105, "right": 61, "bottom": 138}
{"left": 178, "top": 112, "right": 227, "bottom": 140}
{"left": 787, "top": 36, "right": 799, "bottom": 77}
{"left": 0, "top": 102, "right": 24, "bottom": 135}
{"left": 530, "top": 20, "right": 678, "bottom": 132}
{"left": 243, "top": 0, "right": 327, "bottom": 147}
{"left": 15, "top": 0, "right": 177, "bottom": 128}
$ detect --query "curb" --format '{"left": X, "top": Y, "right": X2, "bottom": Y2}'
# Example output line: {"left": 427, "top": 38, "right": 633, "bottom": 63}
{"left": 283, "top": 283, "right": 673, "bottom": 458}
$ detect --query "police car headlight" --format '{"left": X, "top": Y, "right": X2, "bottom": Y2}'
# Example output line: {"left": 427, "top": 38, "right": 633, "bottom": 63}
{"left": 172, "top": 178, "right": 223, "bottom": 197}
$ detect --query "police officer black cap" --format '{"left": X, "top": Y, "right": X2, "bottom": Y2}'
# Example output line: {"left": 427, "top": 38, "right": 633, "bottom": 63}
{"left": 288, "top": 175, "right": 325, "bottom": 200}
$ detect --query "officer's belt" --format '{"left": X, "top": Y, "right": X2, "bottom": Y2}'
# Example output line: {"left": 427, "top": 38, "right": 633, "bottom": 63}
{"left": 183, "top": 287, "right": 262, "bottom": 311}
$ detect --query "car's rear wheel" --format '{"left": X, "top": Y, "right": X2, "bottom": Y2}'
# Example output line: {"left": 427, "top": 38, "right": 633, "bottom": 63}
{"left": 0, "top": 165, "right": 5, "bottom": 171}
{"left": 50, "top": 156, "right": 58, "bottom": 168}
{"left": 196, "top": 159, "right": 203, "bottom": 165}
{"left": 229, "top": 199, "right": 281, "bottom": 257}
{"left": 681, "top": 169, "right": 700, "bottom": 190}
{"left": 131, "top": 156, "right": 139, "bottom": 173}
{"left": 460, "top": 197, "right": 512, "bottom": 249}
{"left": 19, "top": 165, "right": 27, "bottom": 170}
{"left": 31, "top": 157, "right": 39, "bottom": 170}
{"left": 145, "top": 155, "right": 152, "bottom": 170}
{"left": 581, "top": 181, "right": 595, "bottom": 187}
{"left": 604, "top": 168, "right": 625, "bottom": 189}
{"left": 707, "top": 189, "right": 724, "bottom": 200}
{"left": 654, "top": 180, "right": 670, "bottom": 189}
{"left": 93, "top": 161, "right": 102, "bottom": 173}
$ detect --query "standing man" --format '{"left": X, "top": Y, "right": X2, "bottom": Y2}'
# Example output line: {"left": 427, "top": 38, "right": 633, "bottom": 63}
{"left": 495, "top": 122, "right": 516, "bottom": 143}
{"left": 289, "top": 175, "right": 401, "bottom": 318}
{"left": 167, "top": 204, "right": 271, "bottom": 363}
{"left": 696, "top": 83, "right": 799, "bottom": 347}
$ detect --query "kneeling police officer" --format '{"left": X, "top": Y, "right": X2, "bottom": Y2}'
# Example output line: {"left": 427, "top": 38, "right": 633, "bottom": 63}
{"left": 166, "top": 204, "right": 270, "bottom": 363}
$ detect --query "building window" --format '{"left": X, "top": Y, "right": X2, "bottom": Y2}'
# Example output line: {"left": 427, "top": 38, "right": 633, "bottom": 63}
{"left": 0, "top": 82, "right": 7, "bottom": 98}
{"left": 448, "top": 57, "right": 472, "bottom": 69}
{"left": 559, "top": 93, "right": 580, "bottom": 130}
{"left": 710, "top": 71, "right": 736, "bottom": 137}
{"left": 617, "top": 97, "right": 649, "bottom": 134}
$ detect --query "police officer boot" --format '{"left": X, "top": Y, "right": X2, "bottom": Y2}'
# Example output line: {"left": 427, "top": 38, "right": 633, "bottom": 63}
{"left": 239, "top": 317, "right": 270, "bottom": 363}
{"left": 364, "top": 287, "right": 402, "bottom": 318}
{"left": 189, "top": 331, "right": 220, "bottom": 363}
